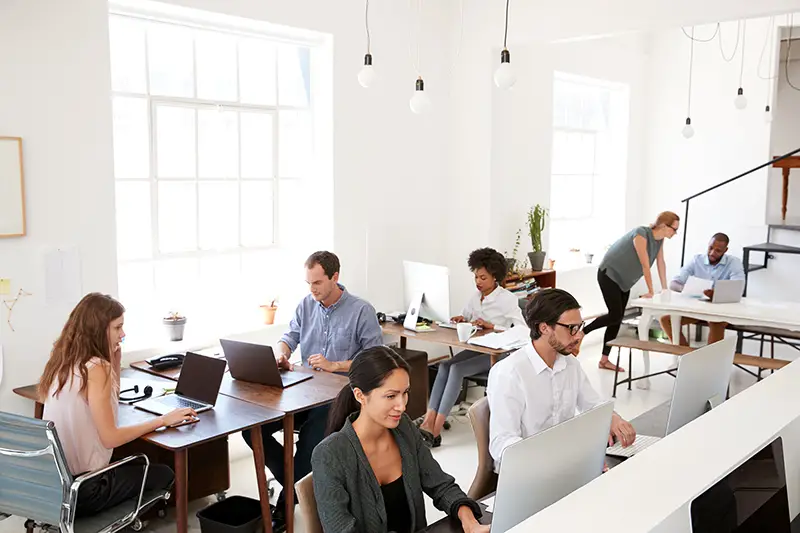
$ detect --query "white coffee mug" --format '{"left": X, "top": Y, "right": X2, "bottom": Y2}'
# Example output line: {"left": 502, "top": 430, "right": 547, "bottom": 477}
{"left": 457, "top": 322, "right": 479, "bottom": 343}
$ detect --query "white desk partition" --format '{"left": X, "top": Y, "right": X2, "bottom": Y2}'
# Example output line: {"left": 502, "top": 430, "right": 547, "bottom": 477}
{"left": 509, "top": 358, "right": 800, "bottom": 532}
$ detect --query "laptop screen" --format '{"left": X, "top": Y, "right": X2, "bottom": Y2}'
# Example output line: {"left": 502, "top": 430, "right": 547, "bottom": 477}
{"left": 175, "top": 352, "right": 226, "bottom": 405}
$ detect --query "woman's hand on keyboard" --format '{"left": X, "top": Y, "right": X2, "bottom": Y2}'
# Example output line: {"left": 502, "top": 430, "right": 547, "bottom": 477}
{"left": 161, "top": 408, "right": 198, "bottom": 427}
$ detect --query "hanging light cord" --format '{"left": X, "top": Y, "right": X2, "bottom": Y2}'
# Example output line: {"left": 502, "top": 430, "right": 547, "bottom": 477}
{"left": 444, "top": 0, "right": 464, "bottom": 81}
{"left": 738, "top": 20, "right": 747, "bottom": 87}
{"left": 787, "top": 14, "right": 800, "bottom": 92}
{"left": 687, "top": 27, "right": 695, "bottom": 117}
{"left": 365, "top": 0, "right": 371, "bottom": 54}
{"left": 681, "top": 24, "right": 719, "bottom": 42}
{"left": 719, "top": 20, "right": 742, "bottom": 63}
{"left": 408, "top": 0, "right": 422, "bottom": 76}
{"left": 757, "top": 16, "right": 776, "bottom": 80}
{"left": 503, "top": 0, "right": 510, "bottom": 49}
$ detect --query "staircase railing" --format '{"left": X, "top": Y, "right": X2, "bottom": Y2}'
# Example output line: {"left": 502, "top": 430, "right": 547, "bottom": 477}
{"left": 680, "top": 146, "right": 800, "bottom": 266}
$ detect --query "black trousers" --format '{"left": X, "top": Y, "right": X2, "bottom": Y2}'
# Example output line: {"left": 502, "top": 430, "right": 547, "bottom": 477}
{"left": 76, "top": 463, "right": 174, "bottom": 518}
{"left": 583, "top": 269, "right": 630, "bottom": 357}
{"left": 242, "top": 404, "right": 330, "bottom": 506}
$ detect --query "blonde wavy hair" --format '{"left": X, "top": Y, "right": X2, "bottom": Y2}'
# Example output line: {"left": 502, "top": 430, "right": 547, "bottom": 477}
{"left": 39, "top": 293, "right": 125, "bottom": 399}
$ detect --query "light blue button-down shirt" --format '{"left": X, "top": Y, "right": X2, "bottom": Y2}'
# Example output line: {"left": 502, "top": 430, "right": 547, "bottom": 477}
{"left": 279, "top": 285, "right": 383, "bottom": 367}
{"left": 673, "top": 253, "right": 746, "bottom": 287}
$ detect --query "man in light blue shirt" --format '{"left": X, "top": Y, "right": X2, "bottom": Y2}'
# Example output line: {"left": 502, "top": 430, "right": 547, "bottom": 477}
{"left": 243, "top": 251, "right": 382, "bottom": 531}
{"left": 660, "top": 233, "right": 745, "bottom": 345}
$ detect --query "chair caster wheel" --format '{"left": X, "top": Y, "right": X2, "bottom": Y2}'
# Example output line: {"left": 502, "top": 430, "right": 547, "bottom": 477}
{"left": 269, "top": 487, "right": 275, "bottom": 498}
{"left": 443, "top": 421, "right": 451, "bottom": 430}
{"left": 157, "top": 509, "right": 167, "bottom": 519}
{"left": 131, "top": 518, "right": 147, "bottom": 531}
{"left": 216, "top": 492, "right": 227, "bottom": 502}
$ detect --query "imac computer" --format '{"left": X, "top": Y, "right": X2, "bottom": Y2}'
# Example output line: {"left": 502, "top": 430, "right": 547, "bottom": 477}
{"left": 402, "top": 261, "right": 451, "bottom": 330}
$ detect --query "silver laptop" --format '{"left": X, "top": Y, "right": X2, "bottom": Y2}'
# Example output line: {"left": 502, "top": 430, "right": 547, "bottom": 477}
{"left": 135, "top": 352, "right": 226, "bottom": 416}
{"left": 489, "top": 400, "right": 614, "bottom": 533}
{"left": 707, "top": 279, "right": 745, "bottom": 303}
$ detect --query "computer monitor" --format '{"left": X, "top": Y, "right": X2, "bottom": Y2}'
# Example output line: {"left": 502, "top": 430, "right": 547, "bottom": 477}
{"left": 402, "top": 260, "right": 451, "bottom": 324}
{"left": 666, "top": 337, "right": 736, "bottom": 435}
{"left": 490, "top": 400, "right": 614, "bottom": 533}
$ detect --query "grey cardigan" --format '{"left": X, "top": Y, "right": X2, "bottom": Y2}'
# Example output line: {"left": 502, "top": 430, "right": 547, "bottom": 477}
{"left": 311, "top": 413, "right": 481, "bottom": 533}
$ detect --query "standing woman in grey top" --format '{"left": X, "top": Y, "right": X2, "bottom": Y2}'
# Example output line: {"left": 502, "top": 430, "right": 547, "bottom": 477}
{"left": 581, "top": 211, "right": 680, "bottom": 371}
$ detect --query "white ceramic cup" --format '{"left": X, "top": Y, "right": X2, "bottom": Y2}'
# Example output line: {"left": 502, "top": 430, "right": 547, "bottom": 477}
{"left": 457, "top": 322, "right": 479, "bottom": 342}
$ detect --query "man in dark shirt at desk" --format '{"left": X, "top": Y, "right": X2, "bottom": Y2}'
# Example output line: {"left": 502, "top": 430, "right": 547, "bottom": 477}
{"left": 243, "top": 250, "right": 383, "bottom": 531}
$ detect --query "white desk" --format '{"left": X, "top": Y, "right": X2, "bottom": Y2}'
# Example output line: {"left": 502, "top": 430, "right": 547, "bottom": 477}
{"left": 630, "top": 292, "right": 800, "bottom": 388}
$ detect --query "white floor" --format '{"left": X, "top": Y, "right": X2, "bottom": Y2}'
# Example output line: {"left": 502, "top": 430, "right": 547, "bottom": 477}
{"left": 0, "top": 335, "right": 771, "bottom": 533}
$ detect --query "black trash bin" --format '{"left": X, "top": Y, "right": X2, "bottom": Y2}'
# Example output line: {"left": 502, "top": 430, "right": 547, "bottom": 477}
{"left": 196, "top": 496, "right": 263, "bottom": 533}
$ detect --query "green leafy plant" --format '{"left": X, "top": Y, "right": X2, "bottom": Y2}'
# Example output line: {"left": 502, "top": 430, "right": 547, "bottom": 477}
{"left": 511, "top": 228, "right": 522, "bottom": 259}
{"left": 527, "top": 205, "right": 548, "bottom": 253}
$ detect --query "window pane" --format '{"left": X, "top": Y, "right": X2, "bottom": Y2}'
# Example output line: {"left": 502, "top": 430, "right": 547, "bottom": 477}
{"left": 154, "top": 258, "right": 200, "bottom": 315}
{"left": 550, "top": 175, "right": 592, "bottom": 219}
{"left": 199, "top": 254, "right": 241, "bottom": 311}
{"left": 278, "top": 179, "right": 303, "bottom": 245}
{"left": 242, "top": 249, "right": 289, "bottom": 304}
{"left": 551, "top": 132, "right": 595, "bottom": 176}
{"left": 198, "top": 182, "right": 239, "bottom": 250}
{"left": 117, "top": 262, "right": 154, "bottom": 317}
{"left": 278, "top": 45, "right": 310, "bottom": 107}
{"left": 156, "top": 106, "right": 196, "bottom": 178}
{"left": 239, "top": 38, "right": 277, "bottom": 105}
{"left": 158, "top": 182, "right": 197, "bottom": 253}
{"left": 148, "top": 23, "right": 194, "bottom": 97}
{"left": 112, "top": 97, "right": 149, "bottom": 179}
{"left": 198, "top": 109, "right": 238, "bottom": 179}
{"left": 195, "top": 30, "right": 238, "bottom": 101}
{"left": 115, "top": 181, "right": 152, "bottom": 260}
{"left": 279, "top": 111, "right": 312, "bottom": 178}
{"left": 241, "top": 181, "right": 273, "bottom": 247}
{"left": 241, "top": 112, "right": 274, "bottom": 178}
{"left": 109, "top": 16, "right": 147, "bottom": 93}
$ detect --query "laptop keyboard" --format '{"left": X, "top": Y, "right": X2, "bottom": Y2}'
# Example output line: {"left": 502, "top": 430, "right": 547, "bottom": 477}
{"left": 606, "top": 434, "right": 661, "bottom": 458}
{"left": 160, "top": 395, "right": 207, "bottom": 410}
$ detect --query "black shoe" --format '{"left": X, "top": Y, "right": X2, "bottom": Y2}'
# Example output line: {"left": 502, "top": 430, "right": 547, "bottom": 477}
{"left": 433, "top": 434, "right": 442, "bottom": 448}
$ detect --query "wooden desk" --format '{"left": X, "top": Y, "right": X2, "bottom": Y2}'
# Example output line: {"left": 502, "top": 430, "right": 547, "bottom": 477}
{"left": 772, "top": 155, "right": 800, "bottom": 221}
{"left": 13, "top": 370, "right": 283, "bottom": 533}
{"left": 503, "top": 269, "right": 556, "bottom": 291}
{"left": 381, "top": 322, "right": 508, "bottom": 365}
{"left": 129, "top": 361, "right": 347, "bottom": 533}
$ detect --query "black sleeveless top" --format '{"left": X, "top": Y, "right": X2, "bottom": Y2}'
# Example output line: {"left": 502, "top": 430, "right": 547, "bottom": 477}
{"left": 381, "top": 476, "right": 411, "bottom": 533}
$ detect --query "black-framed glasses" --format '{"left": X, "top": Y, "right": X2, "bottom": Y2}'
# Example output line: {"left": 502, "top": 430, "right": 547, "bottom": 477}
{"left": 668, "top": 224, "right": 679, "bottom": 233}
{"left": 555, "top": 321, "right": 585, "bottom": 336}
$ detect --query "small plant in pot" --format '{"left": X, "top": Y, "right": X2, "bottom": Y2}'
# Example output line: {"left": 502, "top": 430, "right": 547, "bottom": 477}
{"left": 260, "top": 298, "right": 278, "bottom": 325}
{"left": 504, "top": 228, "right": 523, "bottom": 273}
{"left": 527, "top": 204, "right": 549, "bottom": 272}
{"left": 163, "top": 311, "right": 187, "bottom": 342}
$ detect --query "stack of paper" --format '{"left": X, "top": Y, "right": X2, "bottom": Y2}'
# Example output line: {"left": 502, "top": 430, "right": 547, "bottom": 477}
{"left": 467, "top": 326, "right": 529, "bottom": 351}
{"left": 683, "top": 276, "right": 713, "bottom": 297}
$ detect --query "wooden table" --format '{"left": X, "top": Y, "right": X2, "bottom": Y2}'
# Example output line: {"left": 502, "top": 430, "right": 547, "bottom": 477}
{"left": 381, "top": 322, "right": 508, "bottom": 365}
{"left": 130, "top": 360, "right": 348, "bottom": 533}
{"left": 772, "top": 155, "right": 800, "bottom": 221}
{"left": 13, "top": 369, "right": 284, "bottom": 533}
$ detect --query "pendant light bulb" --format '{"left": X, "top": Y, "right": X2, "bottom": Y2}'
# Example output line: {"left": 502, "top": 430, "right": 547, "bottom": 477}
{"left": 358, "top": 53, "right": 376, "bottom": 88}
{"left": 682, "top": 117, "right": 695, "bottom": 139}
{"left": 764, "top": 105, "right": 773, "bottom": 124}
{"left": 734, "top": 87, "right": 748, "bottom": 110}
{"left": 494, "top": 49, "right": 517, "bottom": 89}
{"left": 410, "top": 77, "right": 432, "bottom": 114}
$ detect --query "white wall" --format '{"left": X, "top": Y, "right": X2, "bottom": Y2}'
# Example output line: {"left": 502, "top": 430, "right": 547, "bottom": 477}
{"left": 0, "top": 0, "right": 458, "bottom": 414}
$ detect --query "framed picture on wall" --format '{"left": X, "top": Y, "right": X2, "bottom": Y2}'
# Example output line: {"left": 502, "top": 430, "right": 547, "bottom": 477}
{"left": 0, "top": 137, "right": 26, "bottom": 238}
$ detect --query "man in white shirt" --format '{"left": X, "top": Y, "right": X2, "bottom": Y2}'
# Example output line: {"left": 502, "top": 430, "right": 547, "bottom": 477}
{"left": 488, "top": 288, "right": 636, "bottom": 471}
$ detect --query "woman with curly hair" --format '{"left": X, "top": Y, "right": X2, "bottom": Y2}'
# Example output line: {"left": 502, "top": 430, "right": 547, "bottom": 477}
{"left": 40, "top": 293, "right": 196, "bottom": 517}
{"left": 418, "top": 248, "right": 525, "bottom": 447}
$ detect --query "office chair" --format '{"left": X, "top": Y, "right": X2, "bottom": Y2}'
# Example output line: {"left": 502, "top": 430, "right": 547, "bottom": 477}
{"left": 295, "top": 473, "right": 323, "bottom": 533}
{"left": 466, "top": 397, "right": 498, "bottom": 500}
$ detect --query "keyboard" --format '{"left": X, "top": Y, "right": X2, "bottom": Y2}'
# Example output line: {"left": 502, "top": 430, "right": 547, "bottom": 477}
{"left": 606, "top": 434, "right": 661, "bottom": 458}
{"left": 158, "top": 395, "right": 208, "bottom": 411}
{"left": 436, "top": 322, "right": 457, "bottom": 329}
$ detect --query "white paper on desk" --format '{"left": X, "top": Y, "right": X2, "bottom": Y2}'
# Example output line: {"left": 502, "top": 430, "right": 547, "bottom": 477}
{"left": 682, "top": 276, "right": 713, "bottom": 297}
{"left": 468, "top": 326, "right": 529, "bottom": 350}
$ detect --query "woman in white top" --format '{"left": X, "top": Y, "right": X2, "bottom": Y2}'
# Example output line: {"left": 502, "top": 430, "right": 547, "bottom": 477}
{"left": 40, "top": 293, "right": 196, "bottom": 517}
{"left": 418, "top": 248, "right": 525, "bottom": 447}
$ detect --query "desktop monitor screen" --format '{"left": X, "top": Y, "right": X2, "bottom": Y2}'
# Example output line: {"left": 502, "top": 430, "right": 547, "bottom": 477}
{"left": 691, "top": 437, "right": 792, "bottom": 533}
{"left": 402, "top": 260, "right": 451, "bottom": 323}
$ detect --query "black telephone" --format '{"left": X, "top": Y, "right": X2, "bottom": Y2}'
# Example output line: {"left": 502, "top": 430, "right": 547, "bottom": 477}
{"left": 146, "top": 353, "right": 185, "bottom": 370}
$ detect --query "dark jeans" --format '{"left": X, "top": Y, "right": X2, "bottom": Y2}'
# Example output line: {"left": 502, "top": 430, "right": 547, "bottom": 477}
{"left": 76, "top": 463, "right": 174, "bottom": 518}
{"left": 583, "top": 269, "right": 630, "bottom": 357}
{"left": 242, "top": 404, "right": 330, "bottom": 505}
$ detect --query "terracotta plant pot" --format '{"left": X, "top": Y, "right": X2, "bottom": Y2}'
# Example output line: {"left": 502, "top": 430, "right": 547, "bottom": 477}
{"left": 260, "top": 305, "right": 278, "bottom": 325}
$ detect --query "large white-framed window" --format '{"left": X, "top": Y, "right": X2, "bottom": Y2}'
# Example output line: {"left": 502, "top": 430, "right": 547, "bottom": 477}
{"left": 549, "top": 72, "right": 630, "bottom": 266}
{"left": 109, "top": 5, "right": 332, "bottom": 344}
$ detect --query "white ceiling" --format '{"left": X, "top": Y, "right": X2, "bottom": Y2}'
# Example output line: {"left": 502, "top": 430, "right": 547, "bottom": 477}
{"left": 506, "top": 0, "right": 800, "bottom": 43}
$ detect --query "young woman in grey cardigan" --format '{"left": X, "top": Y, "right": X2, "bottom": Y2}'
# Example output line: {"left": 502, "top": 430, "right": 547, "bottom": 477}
{"left": 311, "top": 346, "right": 487, "bottom": 533}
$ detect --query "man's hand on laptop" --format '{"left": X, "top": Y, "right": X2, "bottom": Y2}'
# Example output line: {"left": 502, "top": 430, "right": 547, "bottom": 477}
{"left": 276, "top": 353, "right": 292, "bottom": 371}
{"left": 160, "top": 408, "right": 198, "bottom": 428}
{"left": 308, "top": 354, "right": 337, "bottom": 372}
{"left": 609, "top": 413, "right": 636, "bottom": 447}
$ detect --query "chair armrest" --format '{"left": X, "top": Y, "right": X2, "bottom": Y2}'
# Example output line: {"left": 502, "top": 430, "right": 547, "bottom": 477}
{"left": 66, "top": 454, "right": 151, "bottom": 530}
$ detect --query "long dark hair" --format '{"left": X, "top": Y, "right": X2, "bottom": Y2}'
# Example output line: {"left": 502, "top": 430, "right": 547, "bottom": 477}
{"left": 325, "top": 346, "right": 410, "bottom": 436}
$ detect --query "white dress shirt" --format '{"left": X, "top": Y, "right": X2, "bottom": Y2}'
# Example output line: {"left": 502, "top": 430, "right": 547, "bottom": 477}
{"left": 487, "top": 342, "right": 604, "bottom": 471}
{"left": 461, "top": 286, "right": 526, "bottom": 329}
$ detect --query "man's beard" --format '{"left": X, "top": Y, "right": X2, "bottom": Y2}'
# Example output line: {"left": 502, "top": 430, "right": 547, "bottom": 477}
{"left": 548, "top": 334, "right": 575, "bottom": 356}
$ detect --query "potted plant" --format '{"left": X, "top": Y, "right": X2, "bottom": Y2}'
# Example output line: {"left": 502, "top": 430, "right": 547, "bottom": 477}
{"left": 163, "top": 311, "right": 186, "bottom": 342}
{"left": 526, "top": 204, "right": 548, "bottom": 271}
{"left": 260, "top": 298, "right": 278, "bottom": 325}
{"left": 504, "top": 228, "right": 523, "bottom": 273}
